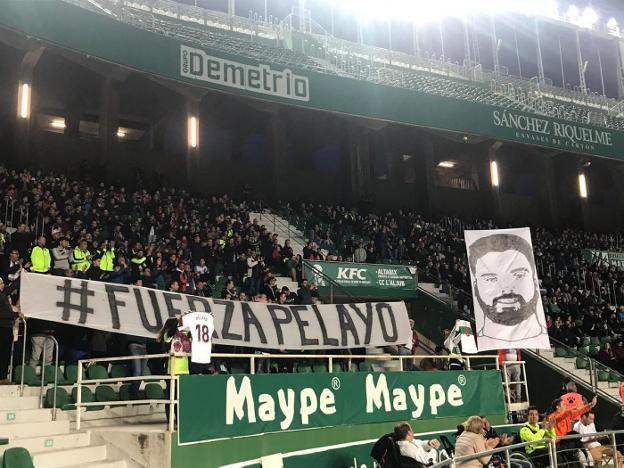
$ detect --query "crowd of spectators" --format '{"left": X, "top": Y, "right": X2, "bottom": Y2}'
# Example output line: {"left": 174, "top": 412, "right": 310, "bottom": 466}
{"left": 2, "top": 164, "right": 624, "bottom": 378}
{"left": 291, "top": 202, "right": 624, "bottom": 354}
{"left": 0, "top": 165, "right": 326, "bottom": 377}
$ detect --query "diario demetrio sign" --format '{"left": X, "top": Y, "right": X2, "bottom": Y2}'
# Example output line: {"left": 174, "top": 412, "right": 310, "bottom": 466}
{"left": 180, "top": 45, "right": 310, "bottom": 102}
{"left": 177, "top": 370, "right": 505, "bottom": 442}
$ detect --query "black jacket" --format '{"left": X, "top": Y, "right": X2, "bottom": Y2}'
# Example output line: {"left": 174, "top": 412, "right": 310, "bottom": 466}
{"left": 0, "top": 282, "right": 18, "bottom": 328}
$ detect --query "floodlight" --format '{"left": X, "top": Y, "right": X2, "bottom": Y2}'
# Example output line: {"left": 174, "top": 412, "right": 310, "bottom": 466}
{"left": 18, "top": 82, "right": 31, "bottom": 119}
{"left": 117, "top": 130, "right": 126, "bottom": 138}
{"left": 438, "top": 161, "right": 455, "bottom": 168}
{"left": 608, "top": 17, "right": 618, "bottom": 29}
{"left": 579, "top": 7, "right": 598, "bottom": 28}
{"left": 566, "top": 5, "right": 579, "bottom": 19}
{"left": 578, "top": 173, "right": 588, "bottom": 199}
{"left": 188, "top": 116, "right": 199, "bottom": 149}
{"left": 490, "top": 160, "right": 499, "bottom": 188}
{"left": 50, "top": 119, "right": 66, "bottom": 129}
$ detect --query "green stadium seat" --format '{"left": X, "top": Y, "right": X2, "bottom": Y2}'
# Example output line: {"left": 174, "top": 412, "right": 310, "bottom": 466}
{"left": 44, "top": 387, "right": 72, "bottom": 410}
{"left": 110, "top": 364, "right": 130, "bottom": 380}
{"left": 142, "top": 366, "right": 152, "bottom": 376}
{"left": 590, "top": 337, "right": 600, "bottom": 346}
{"left": 43, "top": 365, "right": 69, "bottom": 386}
{"left": 358, "top": 362, "right": 373, "bottom": 372}
{"left": 609, "top": 371, "right": 621, "bottom": 383}
{"left": 95, "top": 385, "right": 119, "bottom": 403}
{"left": 575, "top": 357, "right": 589, "bottom": 370}
{"left": 554, "top": 347, "right": 567, "bottom": 358}
{"left": 566, "top": 348, "right": 577, "bottom": 358}
{"left": 2, "top": 447, "right": 34, "bottom": 468}
{"left": 581, "top": 337, "right": 591, "bottom": 347}
{"left": 145, "top": 383, "right": 167, "bottom": 400}
{"left": 598, "top": 370, "right": 610, "bottom": 382}
{"left": 13, "top": 365, "right": 37, "bottom": 386}
{"left": 312, "top": 364, "right": 328, "bottom": 373}
{"left": 64, "top": 364, "right": 86, "bottom": 385}
{"left": 87, "top": 365, "right": 109, "bottom": 381}
{"left": 599, "top": 337, "right": 609, "bottom": 345}
{"left": 230, "top": 367, "right": 246, "bottom": 374}
{"left": 589, "top": 347, "right": 600, "bottom": 357}
{"left": 296, "top": 365, "right": 312, "bottom": 374}
{"left": 331, "top": 362, "right": 345, "bottom": 373}
{"left": 72, "top": 387, "right": 103, "bottom": 411}
{"left": 349, "top": 363, "right": 359, "bottom": 372}
{"left": 119, "top": 384, "right": 132, "bottom": 402}
{"left": 577, "top": 346, "right": 590, "bottom": 356}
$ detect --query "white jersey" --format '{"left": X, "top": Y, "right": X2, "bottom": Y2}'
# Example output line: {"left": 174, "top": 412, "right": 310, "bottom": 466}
{"left": 181, "top": 312, "right": 215, "bottom": 364}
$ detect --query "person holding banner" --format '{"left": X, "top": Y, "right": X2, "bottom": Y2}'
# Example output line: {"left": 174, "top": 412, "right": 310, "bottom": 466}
{"left": 0, "top": 277, "right": 19, "bottom": 382}
{"left": 158, "top": 317, "right": 190, "bottom": 426}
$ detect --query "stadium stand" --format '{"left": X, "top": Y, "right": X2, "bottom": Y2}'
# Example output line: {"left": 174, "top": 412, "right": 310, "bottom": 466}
{"left": 67, "top": 0, "right": 624, "bottom": 132}
{"left": 4, "top": 0, "right": 624, "bottom": 466}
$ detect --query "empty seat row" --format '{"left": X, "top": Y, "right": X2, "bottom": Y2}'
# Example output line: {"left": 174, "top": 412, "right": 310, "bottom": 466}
{"left": 13, "top": 363, "right": 151, "bottom": 387}
{"left": 43, "top": 382, "right": 167, "bottom": 410}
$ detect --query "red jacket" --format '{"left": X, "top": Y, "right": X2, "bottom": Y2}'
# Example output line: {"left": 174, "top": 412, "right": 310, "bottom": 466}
{"left": 548, "top": 403, "right": 592, "bottom": 437}
{"left": 498, "top": 349, "right": 521, "bottom": 364}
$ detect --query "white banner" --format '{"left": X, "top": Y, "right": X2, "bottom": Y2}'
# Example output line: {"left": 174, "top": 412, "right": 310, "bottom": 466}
{"left": 19, "top": 273, "right": 411, "bottom": 350}
{"left": 464, "top": 228, "right": 550, "bottom": 351}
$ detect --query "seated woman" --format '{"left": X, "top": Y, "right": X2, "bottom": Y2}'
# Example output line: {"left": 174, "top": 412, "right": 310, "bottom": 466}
{"left": 454, "top": 415, "right": 498, "bottom": 467}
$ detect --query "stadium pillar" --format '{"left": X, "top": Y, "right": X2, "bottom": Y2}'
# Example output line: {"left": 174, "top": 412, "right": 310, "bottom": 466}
{"left": 615, "top": 40, "right": 624, "bottom": 99}
{"left": 346, "top": 124, "right": 372, "bottom": 202}
{"left": 269, "top": 106, "right": 288, "bottom": 201}
{"left": 422, "top": 139, "right": 438, "bottom": 215}
{"left": 535, "top": 18, "right": 546, "bottom": 85}
{"left": 14, "top": 47, "right": 45, "bottom": 162}
{"left": 488, "top": 142, "right": 503, "bottom": 224}
{"left": 575, "top": 30, "right": 588, "bottom": 94}
{"left": 541, "top": 153, "right": 560, "bottom": 229}
{"left": 98, "top": 75, "right": 121, "bottom": 165}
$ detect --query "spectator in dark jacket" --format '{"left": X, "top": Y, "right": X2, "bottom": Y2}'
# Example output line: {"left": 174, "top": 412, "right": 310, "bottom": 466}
{"left": 0, "top": 278, "right": 18, "bottom": 382}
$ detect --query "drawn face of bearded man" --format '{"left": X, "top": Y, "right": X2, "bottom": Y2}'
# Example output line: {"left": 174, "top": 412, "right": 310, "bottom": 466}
{"left": 469, "top": 234, "right": 539, "bottom": 326}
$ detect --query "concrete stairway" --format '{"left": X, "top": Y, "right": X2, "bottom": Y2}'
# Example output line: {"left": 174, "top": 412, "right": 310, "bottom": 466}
{"left": 0, "top": 385, "right": 132, "bottom": 468}
{"left": 536, "top": 348, "right": 621, "bottom": 404}
{"left": 249, "top": 211, "right": 307, "bottom": 257}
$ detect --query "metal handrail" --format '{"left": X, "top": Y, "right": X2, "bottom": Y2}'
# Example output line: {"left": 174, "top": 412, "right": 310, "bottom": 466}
{"left": 9, "top": 317, "right": 27, "bottom": 394}
{"left": 75, "top": 351, "right": 500, "bottom": 431}
{"left": 39, "top": 336, "right": 60, "bottom": 420}
{"left": 432, "top": 428, "right": 624, "bottom": 467}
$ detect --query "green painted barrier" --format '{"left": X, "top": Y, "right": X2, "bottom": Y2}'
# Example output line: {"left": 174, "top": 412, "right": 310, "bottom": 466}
{"left": 178, "top": 370, "right": 504, "bottom": 443}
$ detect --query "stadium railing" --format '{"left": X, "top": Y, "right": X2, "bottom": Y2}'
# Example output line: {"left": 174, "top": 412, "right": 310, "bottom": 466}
{"left": 73, "top": 351, "right": 502, "bottom": 432}
{"left": 431, "top": 429, "right": 624, "bottom": 467}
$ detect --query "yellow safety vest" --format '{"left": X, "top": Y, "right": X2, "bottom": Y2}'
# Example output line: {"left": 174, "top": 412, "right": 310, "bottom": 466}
{"left": 100, "top": 248, "right": 115, "bottom": 272}
{"left": 72, "top": 247, "right": 91, "bottom": 272}
{"left": 30, "top": 246, "right": 51, "bottom": 273}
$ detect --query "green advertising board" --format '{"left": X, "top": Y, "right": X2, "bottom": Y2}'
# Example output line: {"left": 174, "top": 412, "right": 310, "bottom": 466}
{"left": 178, "top": 370, "right": 505, "bottom": 444}
{"left": 583, "top": 249, "right": 624, "bottom": 268}
{"left": 304, "top": 260, "right": 418, "bottom": 298}
{"left": 2, "top": 0, "right": 624, "bottom": 161}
